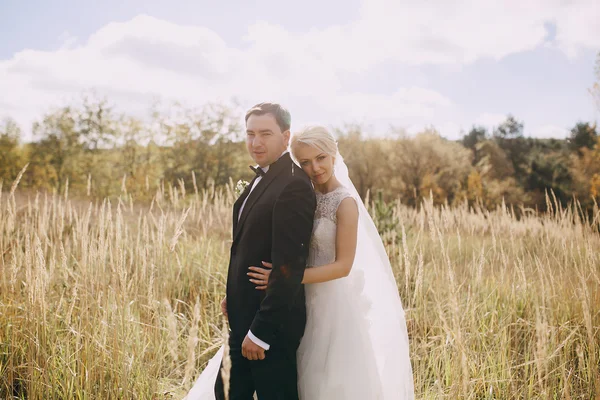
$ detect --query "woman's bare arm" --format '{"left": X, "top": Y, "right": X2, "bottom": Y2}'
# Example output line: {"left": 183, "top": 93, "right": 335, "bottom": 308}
{"left": 301, "top": 197, "right": 358, "bottom": 284}
{"left": 249, "top": 196, "right": 359, "bottom": 287}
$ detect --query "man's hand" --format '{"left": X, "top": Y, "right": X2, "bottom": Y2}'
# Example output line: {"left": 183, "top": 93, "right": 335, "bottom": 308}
{"left": 242, "top": 334, "right": 266, "bottom": 361}
{"left": 220, "top": 297, "right": 228, "bottom": 318}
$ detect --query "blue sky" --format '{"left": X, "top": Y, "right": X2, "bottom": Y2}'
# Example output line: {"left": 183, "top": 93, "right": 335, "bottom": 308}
{"left": 1, "top": 0, "right": 599, "bottom": 141}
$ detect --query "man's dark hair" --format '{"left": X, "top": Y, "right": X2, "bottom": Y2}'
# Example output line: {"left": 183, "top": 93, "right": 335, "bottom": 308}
{"left": 245, "top": 102, "right": 291, "bottom": 132}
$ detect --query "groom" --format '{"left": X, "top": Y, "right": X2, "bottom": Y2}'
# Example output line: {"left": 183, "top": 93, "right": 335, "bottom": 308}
{"left": 215, "top": 102, "right": 316, "bottom": 400}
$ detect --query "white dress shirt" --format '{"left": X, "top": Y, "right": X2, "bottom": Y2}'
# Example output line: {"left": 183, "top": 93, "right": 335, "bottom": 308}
{"left": 238, "top": 165, "right": 269, "bottom": 222}
{"left": 241, "top": 150, "right": 288, "bottom": 351}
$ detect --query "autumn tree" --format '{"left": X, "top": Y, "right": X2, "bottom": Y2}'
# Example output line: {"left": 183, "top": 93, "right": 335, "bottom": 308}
{"left": 336, "top": 125, "right": 389, "bottom": 200}
{"left": 390, "top": 130, "right": 472, "bottom": 206}
{"left": 470, "top": 139, "right": 524, "bottom": 208}
{"left": 571, "top": 136, "right": 600, "bottom": 205}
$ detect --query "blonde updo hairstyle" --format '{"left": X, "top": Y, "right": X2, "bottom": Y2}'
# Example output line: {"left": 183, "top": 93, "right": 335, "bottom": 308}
{"left": 290, "top": 125, "right": 338, "bottom": 164}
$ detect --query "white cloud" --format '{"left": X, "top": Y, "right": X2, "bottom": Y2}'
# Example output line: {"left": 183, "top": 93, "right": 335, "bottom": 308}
{"left": 331, "top": 88, "right": 451, "bottom": 120}
{"left": 351, "top": 0, "right": 550, "bottom": 66}
{"left": 552, "top": 0, "right": 600, "bottom": 58}
{"left": 435, "top": 122, "right": 464, "bottom": 140}
{"left": 1, "top": 0, "right": 599, "bottom": 141}
{"left": 276, "top": 0, "right": 600, "bottom": 70}
{"left": 0, "top": 15, "right": 454, "bottom": 141}
{"left": 475, "top": 113, "right": 508, "bottom": 131}
{"left": 402, "top": 121, "right": 463, "bottom": 140}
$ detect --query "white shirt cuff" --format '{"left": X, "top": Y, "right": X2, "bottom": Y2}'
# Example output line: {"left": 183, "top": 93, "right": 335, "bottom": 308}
{"left": 248, "top": 330, "right": 270, "bottom": 350}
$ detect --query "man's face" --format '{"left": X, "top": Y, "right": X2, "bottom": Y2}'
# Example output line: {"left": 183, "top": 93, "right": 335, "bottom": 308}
{"left": 246, "top": 113, "right": 290, "bottom": 168}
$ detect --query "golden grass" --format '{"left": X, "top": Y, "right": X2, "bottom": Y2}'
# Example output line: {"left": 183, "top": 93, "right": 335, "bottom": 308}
{"left": 1, "top": 173, "right": 599, "bottom": 399}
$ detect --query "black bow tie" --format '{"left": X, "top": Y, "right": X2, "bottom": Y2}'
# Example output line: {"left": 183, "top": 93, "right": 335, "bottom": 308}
{"left": 250, "top": 165, "right": 266, "bottom": 177}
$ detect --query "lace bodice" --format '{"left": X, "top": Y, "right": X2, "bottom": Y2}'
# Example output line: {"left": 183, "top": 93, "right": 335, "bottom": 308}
{"left": 307, "top": 186, "right": 355, "bottom": 267}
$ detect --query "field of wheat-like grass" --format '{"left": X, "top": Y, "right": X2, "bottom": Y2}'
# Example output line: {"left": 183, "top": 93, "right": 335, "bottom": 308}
{"left": 1, "top": 175, "right": 599, "bottom": 399}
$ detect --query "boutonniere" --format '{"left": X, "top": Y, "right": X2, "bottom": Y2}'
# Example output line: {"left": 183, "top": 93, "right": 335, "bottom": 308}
{"left": 235, "top": 179, "right": 250, "bottom": 196}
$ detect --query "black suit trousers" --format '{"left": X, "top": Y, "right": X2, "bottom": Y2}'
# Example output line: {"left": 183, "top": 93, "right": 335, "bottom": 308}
{"left": 214, "top": 336, "right": 300, "bottom": 400}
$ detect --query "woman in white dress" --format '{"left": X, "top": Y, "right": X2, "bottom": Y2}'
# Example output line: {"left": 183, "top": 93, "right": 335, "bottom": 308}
{"left": 185, "top": 126, "right": 414, "bottom": 399}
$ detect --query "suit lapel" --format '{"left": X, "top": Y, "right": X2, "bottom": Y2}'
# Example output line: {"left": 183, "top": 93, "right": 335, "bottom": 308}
{"left": 233, "top": 153, "right": 291, "bottom": 243}
{"left": 233, "top": 175, "right": 258, "bottom": 235}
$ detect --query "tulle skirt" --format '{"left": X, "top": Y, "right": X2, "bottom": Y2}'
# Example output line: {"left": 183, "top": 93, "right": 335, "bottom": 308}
{"left": 297, "top": 278, "right": 383, "bottom": 399}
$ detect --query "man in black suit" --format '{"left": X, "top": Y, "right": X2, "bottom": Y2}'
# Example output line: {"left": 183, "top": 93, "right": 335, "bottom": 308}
{"left": 215, "top": 102, "right": 316, "bottom": 400}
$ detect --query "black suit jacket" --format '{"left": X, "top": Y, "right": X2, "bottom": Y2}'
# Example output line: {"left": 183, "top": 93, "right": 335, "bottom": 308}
{"left": 226, "top": 153, "right": 316, "bottom": 347}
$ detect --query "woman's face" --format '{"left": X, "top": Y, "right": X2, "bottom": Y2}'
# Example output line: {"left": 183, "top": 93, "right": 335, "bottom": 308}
{"left": 294, "top": 143, "right": 335, "bottom": 186}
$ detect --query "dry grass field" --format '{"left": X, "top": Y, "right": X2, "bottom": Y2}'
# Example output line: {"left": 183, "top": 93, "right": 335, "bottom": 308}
{"left": 1, "top": 173, "right": 599, "bottom": 399}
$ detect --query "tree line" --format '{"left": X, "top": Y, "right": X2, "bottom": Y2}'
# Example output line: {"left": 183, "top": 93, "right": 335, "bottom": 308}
{"left": 1, "top": 99, "right": 598, "bottom": 215}
{"left": 1, "top": 54, "right": 599, "bottom": 217}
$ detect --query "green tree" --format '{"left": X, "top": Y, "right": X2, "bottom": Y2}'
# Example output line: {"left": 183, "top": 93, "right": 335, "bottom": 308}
{"left": 158, "top": 102, "right": 248, "bottom": 194}
{"left": 462, "top": 125, "right": 487, "bottom": 150}
{"left": 30, "top": 107, "right": 83, "bottom": 192}
{"left": 493, "top": 115, "right": 523, "bottom": 140}
{"left": 0, "top": 118, "right": 25, "bottom": 184}
{"left": 568, "top": 122, "right": 597, "bottom": 155}
{"left": 78, "top": 95, "right": 118, "bottom": 151}
{"left": 493, "top": 115, "right": 531, "bottom": 187}
{"left": 77, "top": 96, "right": 120, "bottom": 195}
{"left": 525, "top": 150, "right": 573, "bottom": 210}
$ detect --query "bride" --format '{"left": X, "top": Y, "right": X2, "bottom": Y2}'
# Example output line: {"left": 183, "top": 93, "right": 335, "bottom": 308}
{"left": 185, "top": 126, "right": 414, "bottom": 399}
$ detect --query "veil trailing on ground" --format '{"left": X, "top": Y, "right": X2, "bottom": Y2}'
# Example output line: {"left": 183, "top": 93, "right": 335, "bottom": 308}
{"left": 333, "top": 153, "right": 414, "bottom": 398}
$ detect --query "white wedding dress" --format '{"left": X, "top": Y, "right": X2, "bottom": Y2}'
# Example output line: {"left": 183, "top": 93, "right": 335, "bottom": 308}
{"left": 185, "top": 156, "right": 414, "bottom": 400}
{"left": 298, "top": 186, "right": 384, "bottom": 399}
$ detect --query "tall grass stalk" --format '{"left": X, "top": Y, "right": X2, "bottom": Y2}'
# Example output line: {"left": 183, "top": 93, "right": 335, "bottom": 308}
{"left": 1, "top": 178, "right": 598, "bottom": 398}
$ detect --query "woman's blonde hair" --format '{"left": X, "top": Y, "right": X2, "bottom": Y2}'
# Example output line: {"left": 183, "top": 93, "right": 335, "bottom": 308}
{"left": 290, "top": 125, "right": 338, "bottom": 160}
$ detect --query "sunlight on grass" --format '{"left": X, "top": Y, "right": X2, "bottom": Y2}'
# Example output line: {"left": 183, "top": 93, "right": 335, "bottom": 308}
{"left": 1, "top": 175, "right": 599, "bottom": 399}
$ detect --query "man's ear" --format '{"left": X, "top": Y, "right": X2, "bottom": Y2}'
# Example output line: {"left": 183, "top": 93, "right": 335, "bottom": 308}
{"left": 283, "top": 129, "right": 291, "bottom": 146}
